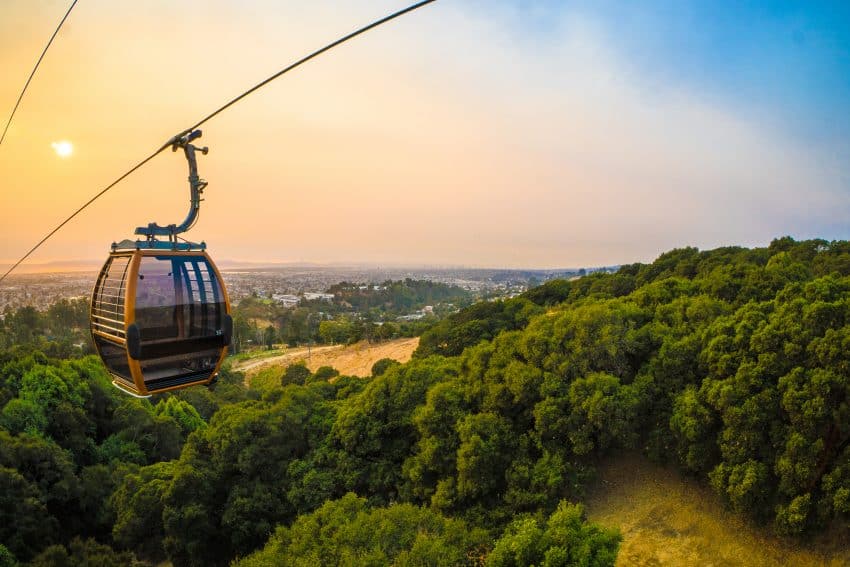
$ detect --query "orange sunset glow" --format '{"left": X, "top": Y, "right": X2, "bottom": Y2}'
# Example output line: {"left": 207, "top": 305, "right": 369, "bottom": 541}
{"left": 1, "top": 1, "right": 848, "bottom": 271}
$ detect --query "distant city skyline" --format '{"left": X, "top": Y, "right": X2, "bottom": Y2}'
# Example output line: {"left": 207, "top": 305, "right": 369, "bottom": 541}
{"left": 1, "top": 1, "right": 848, "bottom": 271}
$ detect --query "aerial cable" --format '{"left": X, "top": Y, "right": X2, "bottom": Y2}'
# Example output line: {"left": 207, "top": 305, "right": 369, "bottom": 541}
{"left": 0, "top": 0, "right": 79, "bottom": 148}
{"left": 0, "top": 0, "right": 436, "bottom": 285}
{"left": 181, "top": 0, "right": 436, "bottom": 136}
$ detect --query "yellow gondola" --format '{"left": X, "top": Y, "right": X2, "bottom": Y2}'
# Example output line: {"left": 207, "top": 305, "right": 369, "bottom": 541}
{"left": 90, "top": 130, "right": 232, "bottom": 397}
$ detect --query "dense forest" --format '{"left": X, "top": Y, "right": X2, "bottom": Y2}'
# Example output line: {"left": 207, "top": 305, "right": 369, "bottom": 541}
{"left": 1, "top": 237, "right": 849, "bottom": 565}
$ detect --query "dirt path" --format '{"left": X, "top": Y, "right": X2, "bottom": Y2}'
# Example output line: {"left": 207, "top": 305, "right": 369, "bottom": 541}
{"left": 584, "top": 453, "right": 849, "bottom": 566}
{"left": 234, "top": 345, "right": 341, "bottom": 374}
{"left": 234, "top": 337, "right": 420, "bottom": 379}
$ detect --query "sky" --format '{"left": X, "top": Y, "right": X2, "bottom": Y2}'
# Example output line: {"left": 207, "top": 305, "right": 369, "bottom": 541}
{"left": 0, "top": 0, "right": 848, "bottom": 270}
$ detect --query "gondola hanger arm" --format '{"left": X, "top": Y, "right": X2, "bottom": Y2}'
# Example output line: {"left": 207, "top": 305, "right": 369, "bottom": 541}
{"left": 134, "top": 130, "right": 209, "bottom": 244}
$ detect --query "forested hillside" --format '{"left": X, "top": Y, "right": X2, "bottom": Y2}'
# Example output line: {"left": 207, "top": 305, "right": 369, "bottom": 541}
{"left": 1, "top": 237, "right": 849, "bottom": 565}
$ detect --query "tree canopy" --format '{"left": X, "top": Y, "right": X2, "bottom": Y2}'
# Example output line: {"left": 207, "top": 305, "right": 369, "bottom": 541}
{"left": 2, "top": 236, "right": 849, "bottom": 564}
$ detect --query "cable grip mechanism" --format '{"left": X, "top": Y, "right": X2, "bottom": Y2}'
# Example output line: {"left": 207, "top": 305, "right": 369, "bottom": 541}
{"left": 133, "top": 129, "right": 209, "bottom": 247}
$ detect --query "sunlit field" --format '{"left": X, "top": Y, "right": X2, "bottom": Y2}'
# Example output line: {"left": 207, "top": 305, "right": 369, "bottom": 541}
{"left": 586, "top": 454, "right": 850, "bottom": 566}
{"left": 244, "top": 337, "right": 419, "bottom": 389}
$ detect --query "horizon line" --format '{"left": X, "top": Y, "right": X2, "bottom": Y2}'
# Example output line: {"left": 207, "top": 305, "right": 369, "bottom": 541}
{"left": 0, "top": 257, "right": 618, "bottom": 275}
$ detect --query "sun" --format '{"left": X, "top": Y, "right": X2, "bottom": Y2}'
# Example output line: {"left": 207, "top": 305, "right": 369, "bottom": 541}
{"left": 51, "top": 140, "right": 73, "bottom": 158}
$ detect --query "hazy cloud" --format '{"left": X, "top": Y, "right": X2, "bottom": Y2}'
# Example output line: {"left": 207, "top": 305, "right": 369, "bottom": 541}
{"left": 0, "top": 1, "right": 847, "bottom": 268}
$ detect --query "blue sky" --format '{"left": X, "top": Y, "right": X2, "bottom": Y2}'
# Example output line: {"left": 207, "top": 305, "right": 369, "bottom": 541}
{"left": 489, "top": 0, "right": 850, "bottom": 149}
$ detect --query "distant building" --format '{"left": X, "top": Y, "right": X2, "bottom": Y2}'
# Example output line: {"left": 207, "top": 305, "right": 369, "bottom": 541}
{"left": 397, "top": 305, "right": 434, "bottom": 321}
{"left": 272, "top": 294, "right": 301, "bottom": 308}
{"left": 397, "top": 313, "right": 425, "bottom": 321}
{"left": 304, "top": 292, "right": 335, "bottom": 302}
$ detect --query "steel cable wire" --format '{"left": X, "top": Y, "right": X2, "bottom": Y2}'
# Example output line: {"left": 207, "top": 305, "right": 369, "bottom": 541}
{"left": 0, "top": 0, "right": 436, "bottom": 284}
{"left": 0, "top": 0, "right": 80, "bottom": 147}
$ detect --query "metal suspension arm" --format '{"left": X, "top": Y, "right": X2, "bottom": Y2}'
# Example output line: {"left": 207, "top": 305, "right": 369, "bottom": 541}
{"left": 135, "top": 129, "right": 208, "bottom": 240}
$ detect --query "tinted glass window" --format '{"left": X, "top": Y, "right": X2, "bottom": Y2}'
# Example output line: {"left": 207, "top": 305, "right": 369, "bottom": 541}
{"left": 183, "top": 258, "right": 224, "bottom": 337}
{"left": 135, "top": 256, "right": 185, "bottom": 340}
{"left": 134, "top": 255, "right": 226, "bottom": 386}
{"left": 135, "top": 255, "right": 225, "bottom": 340}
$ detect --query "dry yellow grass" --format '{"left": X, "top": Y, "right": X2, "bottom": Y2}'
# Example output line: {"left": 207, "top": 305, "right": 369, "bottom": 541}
{"left": 584, "top": 454, "right": 850, "bottom": 566}
{"left": 234, "top": 337, "right": 420, "bottom": 384}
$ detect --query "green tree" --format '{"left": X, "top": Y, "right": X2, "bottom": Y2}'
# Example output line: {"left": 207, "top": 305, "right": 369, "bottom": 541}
{"left": 0, "top": 544, "right": 15, "bottom": 567}
{"left": 566, "top": 373, "right": 640, "bottom": 456}
{"left": 234, "top": 493, "right": 489, "bottom": 567}
{"left": 371, "top": 358, "right": 399, "bottom": 377}
{"left": 111, "top": 461, "right": 176, "bottom": 562}
{"left": 29, "top": 538, "right": 137, "bottom": 567}
{"left": 488, "top": 501, "right": 620, "bottom": 567}
{"left": 154, "top": 396, "right": 207, "bottom": 436}
{"left": 0, "top": 467, "right": 57, "bottom": 561}
{"left": 313, "top": 366, "right": 339, "bottom": 382}
{"left": 162, "top": 387, "right": 334, "bottom": 566}
{"left": 1, "top": 397, "right": 47, "bottom": 434}
{"left": 331, "top": 357, "right": 458, "bottom": 502}
{"left": 111, "top": 400, "right": 183, "bottom": 463}
{"left": 319, "top": 318, "right": 355, "bottom": 345}
{"left": 231, "top": 314, "right": 254, "bottom": 354}
{"left": 282, "top": 363, "right": 311, "bottom": 387}
{"left": 263, "top": 325, "right": 277, "bottom": 350}
{"left": 455, "top": 413, "right": 515, "bottom": 502}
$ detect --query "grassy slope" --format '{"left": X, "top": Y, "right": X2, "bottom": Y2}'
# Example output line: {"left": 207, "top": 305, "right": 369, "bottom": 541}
{"left": 584, "top": 454, "right": 850, "bottom": 566}
{"left": 241, "top": 337, "right": 420, "bottom": 389}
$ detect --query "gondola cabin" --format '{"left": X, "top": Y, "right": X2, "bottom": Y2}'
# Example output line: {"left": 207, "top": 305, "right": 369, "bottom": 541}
{"left": 89, "top": 129, "right": 232, "bottom": 397}
{"left": 91, "top": 249, "right": 232, "bottom": 397}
